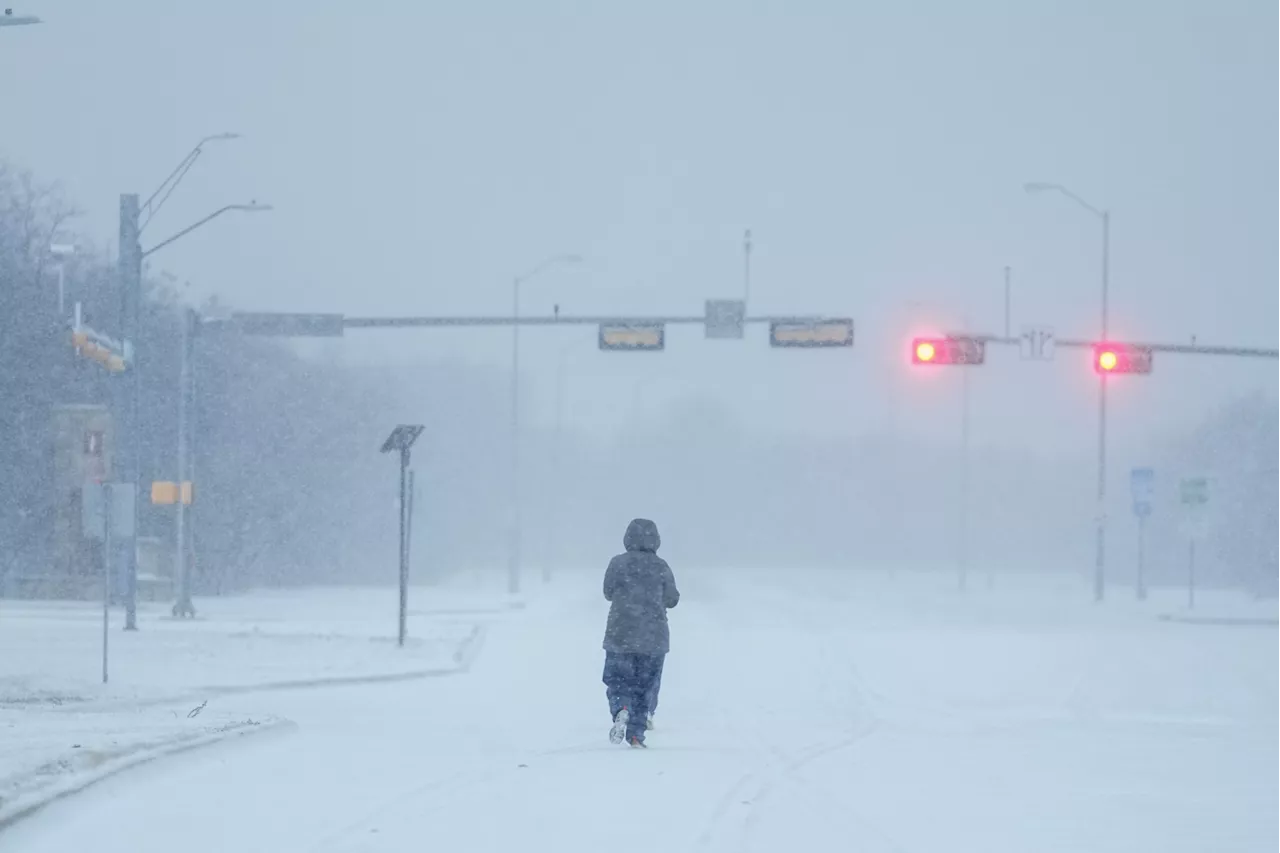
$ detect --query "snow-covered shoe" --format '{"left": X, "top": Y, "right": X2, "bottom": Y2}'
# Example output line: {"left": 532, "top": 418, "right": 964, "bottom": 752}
{"left": 629, "top": 735, "right": 647, "bottom": 749}
{"left": 645, "top": 715, "right": 655, "bottom": 731}
{"left": 609, "top": 708, "right": 629, "bottom": 745}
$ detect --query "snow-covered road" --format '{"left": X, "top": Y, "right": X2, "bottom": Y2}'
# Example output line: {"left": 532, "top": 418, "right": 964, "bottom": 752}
{"left": 4, "top": 569, "right": 1276, "bottom": 852}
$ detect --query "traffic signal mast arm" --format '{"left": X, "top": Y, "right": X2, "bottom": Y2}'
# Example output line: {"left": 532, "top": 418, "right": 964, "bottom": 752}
{"left": 931, "top": 334, "right": 1278, "bottom": 360}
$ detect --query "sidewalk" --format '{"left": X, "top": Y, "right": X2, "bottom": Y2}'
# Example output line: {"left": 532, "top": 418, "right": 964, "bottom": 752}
{"left": 0, "top": 581, "right": 512, "bottom": 827}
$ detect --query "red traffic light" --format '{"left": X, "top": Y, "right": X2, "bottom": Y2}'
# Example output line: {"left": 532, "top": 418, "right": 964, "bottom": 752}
{"left": 1093, "top": 343, "right": 1153, "bottom": 374}
{"left": 911, "top": 336, "right": 985, "bottom": 366}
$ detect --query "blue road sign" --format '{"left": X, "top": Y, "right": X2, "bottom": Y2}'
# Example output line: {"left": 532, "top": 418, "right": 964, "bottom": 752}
{"left": 1130, "top": 467, "right": 1154, "bottom": 517}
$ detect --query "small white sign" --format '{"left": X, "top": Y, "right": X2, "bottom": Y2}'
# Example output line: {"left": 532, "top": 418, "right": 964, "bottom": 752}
{"left": 1019, "top": 325, "right": 1056, "bottom": 361}
{"left": 704, "top": 299, "right": 746, "bottom": 340}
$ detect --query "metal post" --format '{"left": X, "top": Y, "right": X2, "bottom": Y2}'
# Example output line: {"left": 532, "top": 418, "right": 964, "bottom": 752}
{"left": 174, "top": 308, "right": 191, "bottom": 616}
{"left": 1003, "top": 265, "right": 1011, "bottom": 339}
{"left": 57, "top": 265, "right": 66, "bottom": 316}
{"left": 398, "top": 447, "right": 410, "bottom": 646}
{"left": 509, "top": 278, "right": 521, "bottom": 595}
{"left": 117, "top": 195, "right": 141, "bottom": 630}
{"left": 959, "top": 325, "right": 970, "bottom": 593}
{"left": 1093, "top": 211, "right": 1110, "bottom": 603}
{"left": 102, "top": 484, "right": 112, "bottom": 684}
{"left": 176, "top": 308, "right": 188, "bottom": 614}
{"left": 1136, "top": 515, "right": 1147, "bottom": 601}
{"left": 1187, "top": 538, "right": 1196, "bottom": 610}
{"left": 546, "top": 346, "right": 566, "bottom": 585}
{"left": 406, "top": 469, "right": 416, "bottom": 576}
{"left": 743, "top": 228, "right": 753, "bottom": 307}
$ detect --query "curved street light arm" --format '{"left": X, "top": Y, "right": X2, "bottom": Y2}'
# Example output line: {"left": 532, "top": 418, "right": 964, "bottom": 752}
{"left": 141, "top": 203, "right": 272, "bottom": 259}
{"left": 1024, "top": 181, "right": 1105, "bottom": 219}
{"left": 139, "top": 133, "right": 242, "bottom": 232}
{"left": 515, "top": 253, "right": 583, "bottom": 286}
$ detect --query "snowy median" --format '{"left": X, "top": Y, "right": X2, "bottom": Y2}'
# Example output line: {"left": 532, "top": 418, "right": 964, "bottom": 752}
{"left": 0, "top": 585, "right": 497, "bottom": 826}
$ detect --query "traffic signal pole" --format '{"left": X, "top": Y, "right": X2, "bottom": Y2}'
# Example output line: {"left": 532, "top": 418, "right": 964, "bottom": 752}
{"left": 1095, "top": 210, "right": 1110, "bottom": 603}
{"left": 117, "top": 195, "right": 141, "bottom": 630}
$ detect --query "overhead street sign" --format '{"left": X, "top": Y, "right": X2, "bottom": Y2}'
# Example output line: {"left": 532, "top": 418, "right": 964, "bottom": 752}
{"left": 232, "top": 312, "right": 346, "bottom": 337}
{"left": 1019, "top": 326, "right": 1056, "bottom": 361}
{"left": 769, "top": 318, "right": 854, "bottom": 348}
{"left": 705, "top": 299, "right": 745, "bottom": 339}
{"left": 599, "top": 323, "right": 665, "bottom": 351}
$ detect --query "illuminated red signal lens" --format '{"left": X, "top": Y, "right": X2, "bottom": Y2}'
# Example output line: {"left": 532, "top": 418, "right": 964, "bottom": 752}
{"left": 915, "top": 341, "right": 936, "bottom": 362}
{"left": 1097, "top": 350, "right": 1118, "bottom": 371}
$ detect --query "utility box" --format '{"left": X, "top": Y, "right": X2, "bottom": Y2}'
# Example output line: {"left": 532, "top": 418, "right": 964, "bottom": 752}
{"left": 48, "top": 404, "right": 114, "bottom": 598}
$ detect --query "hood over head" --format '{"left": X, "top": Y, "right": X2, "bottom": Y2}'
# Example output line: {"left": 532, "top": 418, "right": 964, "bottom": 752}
{"left": 623, "top": 518, "right": 661, "bottom": 553}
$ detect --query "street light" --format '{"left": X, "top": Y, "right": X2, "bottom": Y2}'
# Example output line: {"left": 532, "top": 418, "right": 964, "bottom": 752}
{"left": 112, "top": 134, "right": 253, "bottom": 630}
{"left": 139, "top": 133, "right": 242, "bottom": 233}
{"left": 509, "top": 253, "right": 582, "bottom": 595}
{"left": 142, "top": 202, "right": 272, "bottom": 258}
{"left": 1025, "top": 180, "right": 1111, "bottom": 602}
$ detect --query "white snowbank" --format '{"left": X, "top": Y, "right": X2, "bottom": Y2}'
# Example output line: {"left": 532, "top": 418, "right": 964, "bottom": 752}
{"left": 0, "top": 583, "right": 493, "bottom": 826}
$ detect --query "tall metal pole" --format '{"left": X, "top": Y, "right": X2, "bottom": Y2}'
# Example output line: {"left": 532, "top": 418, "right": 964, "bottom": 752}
{"left": 1003, "top": 265, "right": 1011, "bottom": 339}
{"left": 406, "top": 469, "right": 416, "bottom": 582}
{"left": 117, "top": 195, "right": 141, "bottom": 631}
{"left": 102, "top": 484, "right": 112, "bottom": 684}
{"left": 398, "top": 447, "right": 410, "bottom": 646}
{"left": 174, "top": 308, "right": 192, "bottom": 616}
{"left": 1094, "top": 211, "right": 1110, "bottom": 602}
{"left": 1187, "top": 538, "right": 1196, "bottom": 610}
{"left": 546, "top": 346, "right": 565, "bottom": 585}
{"left": 959, "top": 316, "right": 971, "bottom": 592}
{"left": 743, "top": 228, "right": 753, "bottom": 307}
{"left": 1136, "top": 515, "right": 1147, "bottom": 601}
{"left": 509, "top": 277, "right": 521, "bottom": 595}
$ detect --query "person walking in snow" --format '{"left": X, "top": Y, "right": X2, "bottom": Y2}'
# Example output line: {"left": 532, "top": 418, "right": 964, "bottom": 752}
{"left": 602, "top": 518, "right": 679, "bottom": 748}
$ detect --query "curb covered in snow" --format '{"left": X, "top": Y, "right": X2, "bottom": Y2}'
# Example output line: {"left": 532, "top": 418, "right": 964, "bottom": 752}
{"left": 0, "top": 626, "right": 488, "bottom": 833}
{"left": 1157, "top": 614, "right": 1279, "bottom": 627}
{"left": 0, "top": 717, "right": 296, "bottom": 832}
{"left": 179, "top": 622, "right": 488, "bottom": 697}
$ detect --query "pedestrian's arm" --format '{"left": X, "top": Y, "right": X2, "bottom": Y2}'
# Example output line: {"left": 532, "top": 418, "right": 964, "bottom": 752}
{"left": 603, "top": 559, "right": 618, "bottom": 601}
{"left": 663, "top": 563, "right": 680, "bottom": 609}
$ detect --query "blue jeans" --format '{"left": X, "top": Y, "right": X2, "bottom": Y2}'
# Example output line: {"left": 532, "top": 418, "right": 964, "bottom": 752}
{"left": 645, "top": 655, "right": 664, "bottom": 715}
{"left": 603, "top": 652, "right": 664, "bottom": 741}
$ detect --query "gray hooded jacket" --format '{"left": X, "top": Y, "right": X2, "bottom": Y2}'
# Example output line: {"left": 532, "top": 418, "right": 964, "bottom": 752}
{"left": 602, "top": 519, "right": 680, "bottom": 655}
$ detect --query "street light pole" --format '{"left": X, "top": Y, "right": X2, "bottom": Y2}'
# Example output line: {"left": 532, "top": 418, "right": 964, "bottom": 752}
{"left": 110, "top": 134, "right": 246, "bottom": 630}
{"left": 173, "top": 308, "right": 194, "bottom": 617}
{"left": 1025, "top": 182, "right": 1110, "bottom": 602}
{"left": 509, "top": 254, "right": 581, "bottom": 596}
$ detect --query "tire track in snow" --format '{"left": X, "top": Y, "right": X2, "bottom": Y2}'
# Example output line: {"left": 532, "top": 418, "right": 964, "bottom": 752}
{"left": 690, "top": 585, "right": 892, "bottom": 851}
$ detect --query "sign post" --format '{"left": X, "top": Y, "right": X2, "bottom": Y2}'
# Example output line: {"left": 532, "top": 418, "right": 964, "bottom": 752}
{"left": 380, "top": 425, "right": 424, "bottom": 647}
{"left": 1179, "top": 477, "right": 1209, "bottom": 609}
{"left": 102, "top": 483, "right": 112, "bottom": 685}
{"left": 1129, "top": 467, "right": 1154, "bottom": 600}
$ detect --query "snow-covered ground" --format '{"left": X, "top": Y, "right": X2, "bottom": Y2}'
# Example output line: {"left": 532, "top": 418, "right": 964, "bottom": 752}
{"left": 0, "top": 583, "right": 492, "bottom": 826}
{"left": 1, "top": 568, "right": 1275, "bottom": 852}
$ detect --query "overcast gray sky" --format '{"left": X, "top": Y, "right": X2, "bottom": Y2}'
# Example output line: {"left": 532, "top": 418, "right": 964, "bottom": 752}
{"left": 3, "top": 0, "right": 1276, "bottom": 457}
